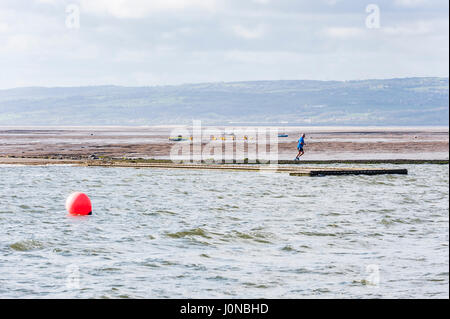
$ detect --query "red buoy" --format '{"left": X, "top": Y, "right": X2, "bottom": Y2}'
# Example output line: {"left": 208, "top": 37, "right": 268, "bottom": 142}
{"left": 66, "top": 192, "right": 92, "bottom": 216}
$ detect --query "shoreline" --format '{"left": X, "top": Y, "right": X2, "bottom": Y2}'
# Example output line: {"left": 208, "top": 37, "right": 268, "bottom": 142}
{"left": 0, "top": 157, "right": 448, "bottom": 166}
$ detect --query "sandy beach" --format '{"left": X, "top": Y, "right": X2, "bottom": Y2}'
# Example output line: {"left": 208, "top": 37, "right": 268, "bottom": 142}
{"left": 0, "top": 126, "right": 448, "bottom": 162}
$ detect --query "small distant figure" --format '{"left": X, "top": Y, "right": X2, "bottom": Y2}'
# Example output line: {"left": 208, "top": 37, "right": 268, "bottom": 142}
{"left": 295, "top": 133, "right": 306, "bottom": 161}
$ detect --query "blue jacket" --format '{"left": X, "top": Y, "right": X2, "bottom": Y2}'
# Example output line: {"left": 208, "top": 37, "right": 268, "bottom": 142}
{"left": 298, "top": 137, "right": 305, "bottom": 149}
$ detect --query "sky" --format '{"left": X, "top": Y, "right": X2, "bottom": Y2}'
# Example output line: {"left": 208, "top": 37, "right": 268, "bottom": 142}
{"left": 0, "top": 0, "right": 448, "bottom": 88}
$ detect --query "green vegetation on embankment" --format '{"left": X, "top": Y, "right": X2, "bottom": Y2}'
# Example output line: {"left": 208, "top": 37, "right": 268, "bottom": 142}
{"left": 108, "top": 158, "right": 449, "bottom": 165}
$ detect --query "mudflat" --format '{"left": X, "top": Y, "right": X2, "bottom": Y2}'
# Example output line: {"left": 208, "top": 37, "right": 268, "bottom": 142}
{"left": 0, "top": 126, "right": 448, "bottom": 161}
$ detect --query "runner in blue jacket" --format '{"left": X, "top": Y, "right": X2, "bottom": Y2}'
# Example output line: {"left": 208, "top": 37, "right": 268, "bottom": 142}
{"left": 295, "top": 133, "right": 306, "bottom": 161}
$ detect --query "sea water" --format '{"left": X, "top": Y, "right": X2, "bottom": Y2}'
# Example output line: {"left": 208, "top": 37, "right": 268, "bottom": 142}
{"left": 0, "top": 164, "right": 448, "bottom": 298}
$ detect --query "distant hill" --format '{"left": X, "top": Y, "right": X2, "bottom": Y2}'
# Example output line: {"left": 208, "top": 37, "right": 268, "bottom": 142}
{"left": 0, "top": 77, "right": 448, "bottom": 126}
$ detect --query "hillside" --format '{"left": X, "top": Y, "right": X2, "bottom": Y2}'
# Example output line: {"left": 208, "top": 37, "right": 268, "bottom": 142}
{"left": 0, "top": 77, "right": 448, "bottom": 126}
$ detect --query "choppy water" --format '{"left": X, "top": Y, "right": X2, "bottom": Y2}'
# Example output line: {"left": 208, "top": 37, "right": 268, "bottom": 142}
{"left": 0, "top": 164, "right": 448, "bottom": 298}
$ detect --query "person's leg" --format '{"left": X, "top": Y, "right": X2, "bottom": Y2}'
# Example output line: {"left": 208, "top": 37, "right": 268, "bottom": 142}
{"left": 298, "top": 149, "right": 304, "bottom": 157}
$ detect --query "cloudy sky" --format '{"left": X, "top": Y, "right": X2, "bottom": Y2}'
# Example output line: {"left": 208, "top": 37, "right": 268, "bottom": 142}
{"left": 0, "top": 0, "right": 448, "bottom": 88}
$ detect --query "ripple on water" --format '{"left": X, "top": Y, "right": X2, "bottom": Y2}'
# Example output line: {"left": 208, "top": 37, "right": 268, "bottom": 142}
{"left": 243, "top": 282, "right": 270, "bottom": 289}
{"left": 155, "top": 210, "right": 176, "bottom": 215}
{"left": 9, "top": 240, "right": 44, "bottom": 251}
{"left": 166, "top": 228, "right": 211, "bottom": 239}
{"left": 298, "top": 231, "right": 337, "bottom": 237}
{"left": 224, "top": 230, "right": 274, "bottom": 244}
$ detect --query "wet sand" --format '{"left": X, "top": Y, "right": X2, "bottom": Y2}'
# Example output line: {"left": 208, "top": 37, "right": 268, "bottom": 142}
{"left": 0, "top": 126, "right": 448, "bottom": 161}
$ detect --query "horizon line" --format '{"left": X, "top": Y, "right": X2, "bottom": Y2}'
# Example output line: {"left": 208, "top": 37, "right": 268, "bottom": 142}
{"left": 1, "top": 76, "right": 448, "bottom": 91}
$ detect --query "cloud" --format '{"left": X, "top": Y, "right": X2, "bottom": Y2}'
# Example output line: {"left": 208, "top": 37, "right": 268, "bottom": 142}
{"left": 2, "top": 34, "right": 40, "bottom": 52}
{"left": 0, "top": 22, "right": 9, "bottom": 33}
{"left": 323, "top": 0, "right": 340, "bottom": 5}
{"left": 0, "top": 0, "right": 448, "bottom": 88}
{"left": 394, "top": 0, "right": 427, "bottom": 7}
{"left": 324, "top": 27, "right": 364, "bottom": 38}
{"left": 79, "top": 0, "right": 218, "bottom": 18}
{"left": 34, "top": 0, "right": 58, "bottom": 4}
{"left": 232, "top": 25, "right": 265, "bottom": 39}
{"left": 224, "top": 50, "right": 303, "bottom": 64}
{"left": 160, "top": 27, "right": 193, "bottom": 40}
{"left": 382, "top": 21, "right": 434, "bottom": 36}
